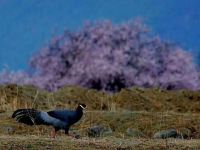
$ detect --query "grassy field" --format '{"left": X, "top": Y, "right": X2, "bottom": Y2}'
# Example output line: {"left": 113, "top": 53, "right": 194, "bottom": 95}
{"left": 0, "top": 84, "right": 200, "bottom": 149}
{"left": 1, "top": 135, "right": 200, "bottom": 150}
{"left": 1, "top": 111, "right": 200, "bottom": 150}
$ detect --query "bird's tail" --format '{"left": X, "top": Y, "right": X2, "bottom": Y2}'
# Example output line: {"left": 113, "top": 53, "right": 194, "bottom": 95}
{"left": 12, "top": 108, "right": 39, "bottom": 125}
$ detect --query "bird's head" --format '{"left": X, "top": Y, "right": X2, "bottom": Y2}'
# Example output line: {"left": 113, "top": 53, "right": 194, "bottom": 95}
{"left": 78, "top": 103, "right": 86, "bottom": 110}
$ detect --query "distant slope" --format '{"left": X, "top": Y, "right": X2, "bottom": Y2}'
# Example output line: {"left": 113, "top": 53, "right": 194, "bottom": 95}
{"left": 0, "top": 84, "right": 200, "bottom": 113}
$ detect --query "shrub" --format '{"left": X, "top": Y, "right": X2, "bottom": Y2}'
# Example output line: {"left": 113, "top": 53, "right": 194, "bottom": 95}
{"left": 1, "top": 19, "right": 200, "bottom": 91}
{"left": 0, "top": 69, "right": 31, "bottom": 85}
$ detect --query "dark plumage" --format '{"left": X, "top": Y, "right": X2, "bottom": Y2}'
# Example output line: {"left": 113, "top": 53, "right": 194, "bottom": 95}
{"left": 12, "top": 103, "right": 86, "bottom": 138}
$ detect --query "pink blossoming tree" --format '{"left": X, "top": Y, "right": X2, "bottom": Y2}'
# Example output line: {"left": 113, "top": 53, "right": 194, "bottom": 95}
{"left": 1, "top": 19, "right": 200, "bottom": 91}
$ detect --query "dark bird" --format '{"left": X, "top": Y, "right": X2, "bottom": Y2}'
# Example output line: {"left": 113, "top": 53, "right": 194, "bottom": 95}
{"left": 12, "top": 103, "right": 86, "bottom": 138}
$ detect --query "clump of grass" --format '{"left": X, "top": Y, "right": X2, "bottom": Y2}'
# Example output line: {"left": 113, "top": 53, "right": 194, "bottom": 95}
{"left": 0, "top": 84, "right": 50, "bottom": 111}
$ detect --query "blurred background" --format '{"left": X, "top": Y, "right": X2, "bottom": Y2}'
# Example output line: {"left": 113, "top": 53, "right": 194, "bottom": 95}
{"left": 1, "top": 0, "right": 200, "bottom": 70}
{"left": 0, "top": 0, "right": 200, "bottom": 91}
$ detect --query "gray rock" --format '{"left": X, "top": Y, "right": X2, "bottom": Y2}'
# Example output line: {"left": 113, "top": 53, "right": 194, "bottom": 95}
{"left": 3, "top": 126, "right": 15, "bottom": 134}
{"left": 74, "top": 134, "right": 81, "bottom": 139}
{"left": 126, "top": 128, "right": 145, "bottom": 138}
{"left": 177, "top": 128, "right": 193, "bottom": 139}
{"left": 87, "top": 125, "right": 113, "bottom": 137}
{"left": 69, "top": 130, "right": 81, "bottom": 139}
{"left": 153, "top": 129, "right": 177, "bottom": 139}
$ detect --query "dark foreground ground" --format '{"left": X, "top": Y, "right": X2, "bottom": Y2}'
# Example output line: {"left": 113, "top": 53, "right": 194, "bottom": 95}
{"left": 1, "top": 134, "right": 200, "bottom": 150}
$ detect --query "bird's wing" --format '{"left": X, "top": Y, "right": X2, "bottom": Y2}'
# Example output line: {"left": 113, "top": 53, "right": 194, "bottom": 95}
{"left": 47, "top": 110, "right": 75, "bottom": 123}
{"left": 37, "top": 111, "right": 63, "bottom": 126}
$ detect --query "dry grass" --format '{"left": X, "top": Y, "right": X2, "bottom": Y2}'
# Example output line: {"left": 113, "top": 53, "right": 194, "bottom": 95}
{"left": 0, "top": 111, "right": 200, "bottom": 138}
{"left": 1, "top": 84, "right": 200, "bottom": 113}
{"left": 0, "top": 110, "right": 200, "bottom": 149}
{"left": 1, "top": 135, "right": 200, "bottom": 150}
{"left": 1, "top": 84, "right": 200, "bottom": 149}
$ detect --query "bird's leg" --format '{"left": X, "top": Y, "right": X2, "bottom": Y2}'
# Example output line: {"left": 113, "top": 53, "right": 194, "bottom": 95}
{"left": 50, "top": 128, "right": 57, "bottom": 139}
{"left": 65, "top": 127, "right": 74, "bottom": 137}
{"left": 65, "top": 127, "right": 79, "bottom": 138}
{"left": 65, "top": 127, "right": 69, "bottom": 135}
